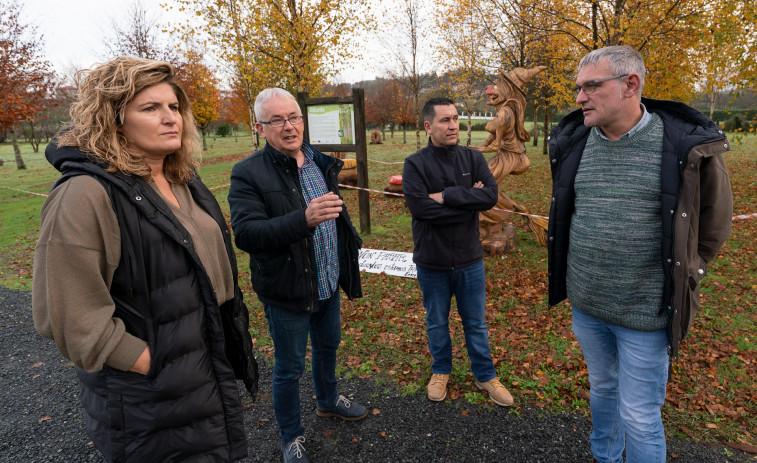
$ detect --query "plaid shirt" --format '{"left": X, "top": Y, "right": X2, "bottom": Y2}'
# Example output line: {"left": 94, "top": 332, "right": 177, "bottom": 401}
{"left": 299, "top": 146, "right": 339, "bottom": 300}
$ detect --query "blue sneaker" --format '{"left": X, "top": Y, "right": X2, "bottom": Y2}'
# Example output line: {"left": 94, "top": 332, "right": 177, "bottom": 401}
{"left": 282, "top": 436, "right": 310, "bottom": 463}
{"left": 316, "top": 394, "right": 368, "bottom": 421}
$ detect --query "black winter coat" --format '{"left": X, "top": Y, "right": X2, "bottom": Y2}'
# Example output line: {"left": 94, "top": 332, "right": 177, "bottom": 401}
{"left": 228, "top": 142, "right": 362, "bottom": 313}
{"left": 403, "top": 140, "right": 498, "bottom": 270}
{"left": 47, "top": 143, "right": 258, "bottom": 462}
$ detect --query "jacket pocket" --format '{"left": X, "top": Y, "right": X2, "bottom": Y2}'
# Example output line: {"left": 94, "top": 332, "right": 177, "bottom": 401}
{"left": 253, "top": 251, "right": 308, "bottom": 300}
{"left": 680, "top": 255, "right": 706, "bottom": 340}
{"left": 254, "top": 251, "right": 289, "bottom": 277}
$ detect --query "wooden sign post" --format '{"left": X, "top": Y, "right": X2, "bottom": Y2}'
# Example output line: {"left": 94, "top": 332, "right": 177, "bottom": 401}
{"left": 297, "top": 89, "right": 370, "bottom": 234}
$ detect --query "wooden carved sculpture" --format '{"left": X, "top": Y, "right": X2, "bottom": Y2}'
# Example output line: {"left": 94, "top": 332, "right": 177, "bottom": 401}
{"left": 477, "top": 66, "right": 549, "bottom": 253}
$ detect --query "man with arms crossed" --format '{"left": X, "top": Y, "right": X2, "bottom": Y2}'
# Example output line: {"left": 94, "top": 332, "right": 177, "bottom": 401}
{"left": 403, "top": 97, "right": 513, "bottom": 407}
{"left": 547, "top": 46, "right": 732, "bottom": 462}
{"left": 228, "top": 88, "right": 366, "bottom": 463}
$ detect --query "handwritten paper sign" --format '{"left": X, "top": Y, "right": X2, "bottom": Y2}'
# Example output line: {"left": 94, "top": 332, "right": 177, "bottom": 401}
{"left": 358, "top": 248, "right": 416, "bottom": 279}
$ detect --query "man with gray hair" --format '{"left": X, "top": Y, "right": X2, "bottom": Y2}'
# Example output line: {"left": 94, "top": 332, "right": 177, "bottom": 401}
{"left": 547, "top": 46, "right": 732, "bottom": 462}
{"left": 229, "top": 88, "right": 366, "bottom": 463}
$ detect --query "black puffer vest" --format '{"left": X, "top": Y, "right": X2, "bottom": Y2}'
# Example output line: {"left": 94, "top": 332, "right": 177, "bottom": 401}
{"left": 48, "top": 143, "right": 258, "bottom": 462}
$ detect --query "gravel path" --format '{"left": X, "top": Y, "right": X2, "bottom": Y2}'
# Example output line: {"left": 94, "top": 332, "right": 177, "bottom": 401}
{"left": 1, "top": 287, "right": 750, "bottom": 462}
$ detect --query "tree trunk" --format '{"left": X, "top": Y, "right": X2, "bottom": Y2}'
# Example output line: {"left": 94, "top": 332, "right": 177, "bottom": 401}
{"left": 381, "top": 123, "right": 386, "bottom": 141}
{"left": 390, "top": 124, "right": 395, "bottom": 138}
{"left": 241, "top": 76, "right": 259, "bottom": 149}
{"left": 542, "top": 110, "right": 551, "bottom": 155}
{"left": 532, "top": 105, "right": 539, "bottom": 146}
{"left": 708, "top": 86, "right": 717, "bottom": 119}
{"left": 28, "top": 121, "right": 42, "bottom": 153}
{"left": 11, "top": 128, "right": 26, "bottom": 169}
{"left": 592, "top": 0, "right": 599, "bottom": 49}
{"left": 415, "top": 112, "right": 421, "bottom": 149}
{"left": 402, "top": 125, "right": 407, "bottom": 144}
{"left": 202, "top": 130, "right": 208, "bottom": 151}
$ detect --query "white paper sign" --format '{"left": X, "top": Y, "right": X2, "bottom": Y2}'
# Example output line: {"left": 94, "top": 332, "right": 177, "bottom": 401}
{"left": 358, "top": 248, "right": 416, "bottom": 279}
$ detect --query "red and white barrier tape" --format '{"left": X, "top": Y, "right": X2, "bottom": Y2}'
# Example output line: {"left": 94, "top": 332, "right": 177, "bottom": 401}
{"left": 366, "top": 159, "right": 404, "bottom": 165}
{"left": 337, "top": 183, "right": 549, "bottom": 220}
{"left": 209, "top": 183, "right": 231, "bottom": 191}
{"left": 733, "top": 212, "right": 757, "bottom": 221}
{"left": 3, "top": 182, "right": 755, "bottom": 223}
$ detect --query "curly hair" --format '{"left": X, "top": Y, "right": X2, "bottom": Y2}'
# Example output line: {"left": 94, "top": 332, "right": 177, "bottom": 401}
{"left": 57, "top": 57, "right": 201, "bottom": 183}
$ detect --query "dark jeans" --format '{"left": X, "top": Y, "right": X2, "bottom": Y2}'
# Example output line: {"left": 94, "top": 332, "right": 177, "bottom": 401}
{"left": 416, "top": 260, "right": 496, "bottom": 382}
{"left": 264, "top": 290, "right": 341, "bottom": 443}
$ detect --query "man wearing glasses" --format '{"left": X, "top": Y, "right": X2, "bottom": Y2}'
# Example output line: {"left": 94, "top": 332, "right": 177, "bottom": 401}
{"left": 547, "top": 46, "right": 732, "bottom": 462}
{"left": 228, "top": 88, "right": 366, "bottom": 463}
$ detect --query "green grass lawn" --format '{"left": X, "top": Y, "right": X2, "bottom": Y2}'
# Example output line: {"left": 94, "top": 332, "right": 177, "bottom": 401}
{"left": 1, "top": 131, "right": 755, "bottom": 448}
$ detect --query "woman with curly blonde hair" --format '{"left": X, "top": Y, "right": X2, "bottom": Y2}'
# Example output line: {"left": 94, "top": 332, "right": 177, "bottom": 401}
{"left": 33, "top": 56, "right": 258, "bottom": 462}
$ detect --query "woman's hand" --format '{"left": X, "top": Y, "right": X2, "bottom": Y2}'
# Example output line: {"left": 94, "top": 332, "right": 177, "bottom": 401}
{"left": 129, "top": 346, "right": 151, "bottom": 375}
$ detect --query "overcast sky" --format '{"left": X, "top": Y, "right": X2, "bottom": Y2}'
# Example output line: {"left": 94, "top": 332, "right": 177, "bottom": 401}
{"left": 21, "top": 0, "right": 383, "bottom": 85}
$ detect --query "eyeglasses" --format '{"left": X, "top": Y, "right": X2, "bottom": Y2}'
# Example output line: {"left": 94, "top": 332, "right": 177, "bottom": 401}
{"left": 259, "top": 115, "right": 304, "bottom": 128}
{"left": 573, "top": 74, "right": 628, "bottom": 96}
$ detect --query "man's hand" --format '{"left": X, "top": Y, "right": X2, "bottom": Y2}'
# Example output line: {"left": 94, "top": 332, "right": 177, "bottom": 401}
{"left": 129, "top": 346, "right": 151, "bottom": 375}
{"left": 305, "top": 192, "right": 343, "bottom": 227}
{"left": 473, "top": 181, "right": 484, "bottom": 189}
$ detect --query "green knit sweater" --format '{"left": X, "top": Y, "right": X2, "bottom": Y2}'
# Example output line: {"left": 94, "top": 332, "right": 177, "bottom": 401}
{"left": 566, "top": 114, "right": 669, "bottom": 331}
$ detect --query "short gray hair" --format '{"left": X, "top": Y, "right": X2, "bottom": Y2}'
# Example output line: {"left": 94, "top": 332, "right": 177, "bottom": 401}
{"left": 254, "top": 88, "right": 298, "bottom": 121}
{"left": 577, "top": 46, "right": 646, "bottom": 97}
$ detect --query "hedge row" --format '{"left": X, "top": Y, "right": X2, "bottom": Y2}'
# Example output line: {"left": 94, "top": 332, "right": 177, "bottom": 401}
{"left": 458, "top": 122, "right": 489, "bottom": 131}
{"left": 709, "top": 109, "right": 757, "bottom": 122}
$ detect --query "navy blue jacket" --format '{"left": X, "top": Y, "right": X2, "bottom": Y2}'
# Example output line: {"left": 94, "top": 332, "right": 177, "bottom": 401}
{"left": 403, "top": 140, "right": 498, "bottom": 269}
{"left": 228, "top": 142, "right": 362, "bottom": 313}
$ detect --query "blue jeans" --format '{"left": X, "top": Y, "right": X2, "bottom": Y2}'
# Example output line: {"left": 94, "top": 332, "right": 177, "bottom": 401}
{"left": 264, "top": 290, "right": 341, "bottom": 443}
{"left": 416, "top": 261, "right": 496, "bottom": 382}
{"left": 572, "top": 307, "right": 669, "bottom": 463}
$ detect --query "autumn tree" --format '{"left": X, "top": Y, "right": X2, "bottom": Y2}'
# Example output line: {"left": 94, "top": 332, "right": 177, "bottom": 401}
{"left": 0, "top": 0, "right": 57, "bottom": 169}
{"left": 457, "top": 0, "right": 576, "bottom": 151}
{"left": 104, "top": 0, "right": 176, "bottom": 61}
{"left": 174, "top": 48, "right": 221, "bottom": 151}
{"left": 382, "top": 0, "right": 432, "bottom": 149}
{"left": 693, "top": 1, "right": 756, "bottom": 118}
{"left": 435, "top": 0, "right": 490, "bottom": 146}
{"left": 168, "top": 0, "right": 370, "bottom": 147}
{"left": 38, "top": 85, "right": 77, "bottom": 141}
{"left": 220, "top": 80, "right": 252, "bottom": 141}
{"left": 323, "top": 82, "right": 352, "bottom": 97}
{"left": 522, "top": 0, "right": 739, "bottom": 102}
{"left": 393, "top": 84, "right": 417, "bottom": 144}
{"left": 365, "top": 78, "right": 406, "bottom": 140}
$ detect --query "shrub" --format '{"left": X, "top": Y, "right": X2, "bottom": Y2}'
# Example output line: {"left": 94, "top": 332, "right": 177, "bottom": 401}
{"left": 710, "top": 109, "right": 757, "bottom": 123}
{"left": 459, "top": 122, "right": 488, "bottom": 131}
{"left": 215, "top": 123, "right": 232, "bottom": 137}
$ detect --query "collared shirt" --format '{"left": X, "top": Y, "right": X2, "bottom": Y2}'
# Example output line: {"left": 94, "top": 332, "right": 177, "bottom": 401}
{"left": 298, "top": 145, "right": 339, "bottom": 300}
{"left": 595, "top": 103, "right": 652, "bottom": 140}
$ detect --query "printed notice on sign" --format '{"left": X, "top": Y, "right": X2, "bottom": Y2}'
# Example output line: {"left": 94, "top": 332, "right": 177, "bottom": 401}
{"left": 358, "top": 248, "right": 416, "bottom": 279}
{"left": 307, "top": 104, "right": 356, "bottom": 144}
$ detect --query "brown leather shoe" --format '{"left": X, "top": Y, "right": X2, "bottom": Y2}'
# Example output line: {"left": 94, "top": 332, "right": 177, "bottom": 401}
{"left": 427, "top": 374, "right": 449, "bottom": 401}
{"left": 475, "top": 378, "right": 514, "bottom": 406}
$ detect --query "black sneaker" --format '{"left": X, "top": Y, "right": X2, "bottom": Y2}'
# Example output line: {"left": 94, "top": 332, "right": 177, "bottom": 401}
{"left": 282, "top": 436, "right": 310, "bottom": 463}
{"left": 315, "top": 394, "right": 368, "bottom": 421}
